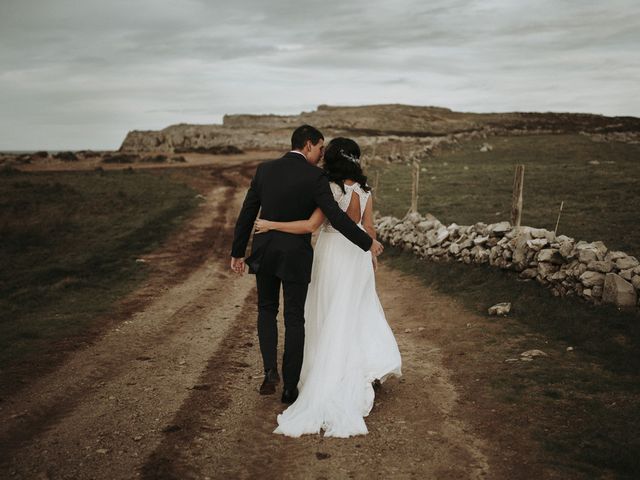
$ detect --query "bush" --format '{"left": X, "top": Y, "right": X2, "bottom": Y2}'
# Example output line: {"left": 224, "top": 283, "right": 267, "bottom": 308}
{"left": 102, "top": 154, "right": 137, "bottom": 164}
{"left": 53, "top": 151, "right": 78, "bottom": 161}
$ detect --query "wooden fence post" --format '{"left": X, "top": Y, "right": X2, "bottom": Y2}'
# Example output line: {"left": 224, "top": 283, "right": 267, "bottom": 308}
{"left": 408, "top": 157, "right": 420, "bottom": 215}
{"left": 554, "top": 201, "right": 564, "bottom": 235}
{"left": 511, "top": 164, "right": 525, "bottom": 227}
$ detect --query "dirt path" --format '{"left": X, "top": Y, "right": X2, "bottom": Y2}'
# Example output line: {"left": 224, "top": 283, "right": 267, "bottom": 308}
{"left": 140, "top": 264, "right": 493, "bottom": 480}
{"left": 1, "top": 159, "right": 513, "bottom": 479}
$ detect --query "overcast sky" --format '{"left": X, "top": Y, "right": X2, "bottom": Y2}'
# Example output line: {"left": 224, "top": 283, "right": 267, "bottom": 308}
{"left": 1, "top": 0, "right": 638, "bottom": 150}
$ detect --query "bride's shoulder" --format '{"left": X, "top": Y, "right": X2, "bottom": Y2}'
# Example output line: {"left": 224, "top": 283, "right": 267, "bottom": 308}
{"left": 329, "top": 181, "right": 343, "bottom": 193}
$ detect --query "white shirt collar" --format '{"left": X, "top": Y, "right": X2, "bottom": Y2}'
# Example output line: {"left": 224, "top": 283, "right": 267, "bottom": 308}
{"left": 289, "top": 150, "right": 307, "bottom": 160}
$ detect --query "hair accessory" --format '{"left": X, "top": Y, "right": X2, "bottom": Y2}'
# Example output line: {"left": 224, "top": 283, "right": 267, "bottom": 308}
{"left": 339, "top": 149, "right": 360, "bottom": 164}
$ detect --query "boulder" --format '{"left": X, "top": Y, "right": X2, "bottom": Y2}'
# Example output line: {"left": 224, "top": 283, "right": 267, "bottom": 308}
{"left": 579, "top": 271, "right": 606, "bottom": 287}
{"left": 615, "top": 256, "right": 639, "bottom": 271}
{"left": 405, "top": 212, "right": 423, "bottom": 224}
{"left": 605, "top": 250, "right": 628, "bottom": 262}
{"left": 487, "top": 221, "right": 511, "bottom": 235}
{"left": 586, "top": 260, "right": 614, "bottom": 274}
{"left": 620, "top": 268, "right": 634, "bottom": 281}
{"left": 537, "top": 248, "right": 564, "bottom": 265}
{"left": 473, "top": 235, "right": 489, "bottom": 245}
{"left": 488, "top": 302, "right": 511, "bottom": 316}
{"left": 526, "top": 238, "right": 549, "bottom": 250}
{"left": 559, "top": 240, "right": 575, "bottom": 259}
{"left": 537, "top": 262, "right": 560, "bottom": 277}
{"left": 519, "top": 268, "right": 537, "bottom": 279}
{"left": 602, "top": 273, "right": 637, "bottom": 308}
{"left": 577, "top": 248, "right": 598, "bottom": 264}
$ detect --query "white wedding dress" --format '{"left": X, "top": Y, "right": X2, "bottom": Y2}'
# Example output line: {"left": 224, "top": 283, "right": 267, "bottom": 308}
{"left": 274, "top": 182, "right": 402, "bottom": 438}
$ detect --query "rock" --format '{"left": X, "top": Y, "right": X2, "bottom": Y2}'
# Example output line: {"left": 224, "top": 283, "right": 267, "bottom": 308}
{"left": 473, "top": 235, "right": 489, "bottom": 245}
{"left": 537, "top": 262, "right": 560, "bottom": 277}
{"left": 525, "top": 227, "right": 556, "bottom": 242}
{"left": 566, "top": 346, "right": 574, "bottom": 351}
{"left": 537, "top": 248, "right": 564, "bottom": 265}
{"left": 579, "top": 271, "right": 606, "bottom": 287}
{"left": 615, "top": 256, "right": 639, "bottom": 270}
{"left": 558, "top": 240, "right": 575, "bottom": 259}
{"left": 404, "top": 212, "right": 423, "bottom": 224}
{"left": 426, "top": 226, "right": 449, "bottom": 246}
{"left": 586, "top": 260, "right": 614, "bottom": 273}
{"left": 605, "top": 250, "right": 628, "bottom": 262}
{"left": 479, "top": 142, "right": 493, "bottom": 152}
{"left": 602, "top": 273, "right": 637, "bottom": 308}
{"left": 488, "top": 302, "right": 511, "bottom": 316}
{"left": 519, "top": 268, "right": 537, "bottom": 279}
{"left": 577, "top": 248, "right": 598, "bottom": 264}
{"left": 620, "top": 268, "right": 634, "bottom": 281}
{"left": 447, "top": 222, "right": 461, "bottom": 234}
{"left": 417, "top": 220, "right": 440, "bottom": 232}
{"left": 458, "top": 238, "right": 474, "bottom": 249}
{"left": 520, "top": 349, "right": 548, "bottom": 358}
{"left": 526, "top": 238, "right": 548, "bottom": 250}
{"left": 487, "top": 221, "right": 511, "bottom": 234}
{"left": 473, "top": 222, "right": 489, "bottom": 235}
{"left": 632, "top": 275, "right": 640, "bottom": 291}
{"left": 575, "top": 241, "right": 607, "bottom": 262}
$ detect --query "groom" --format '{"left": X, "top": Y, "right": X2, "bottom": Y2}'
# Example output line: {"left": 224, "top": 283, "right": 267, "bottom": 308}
{"left": 230, "top": 124, "right": 383, "bottom": 404}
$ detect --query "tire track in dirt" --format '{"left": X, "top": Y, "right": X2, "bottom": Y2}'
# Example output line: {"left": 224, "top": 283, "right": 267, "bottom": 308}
{"left": 2, "top": 159, "right": 503, "bottom": 479}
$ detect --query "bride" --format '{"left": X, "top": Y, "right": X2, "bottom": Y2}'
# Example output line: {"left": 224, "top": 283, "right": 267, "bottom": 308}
{"left": 253, "top": 137, "right": 402, "bottom": 438}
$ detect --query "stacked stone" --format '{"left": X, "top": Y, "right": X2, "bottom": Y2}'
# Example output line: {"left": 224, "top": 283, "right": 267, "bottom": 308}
{"left": 375, "top": 212, "right": 640, "bottom": 311}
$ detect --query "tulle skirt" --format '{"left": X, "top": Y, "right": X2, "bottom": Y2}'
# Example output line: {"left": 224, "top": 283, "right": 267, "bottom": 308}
{"left": 273, "top": 228, "right": 402, "bottom": 438}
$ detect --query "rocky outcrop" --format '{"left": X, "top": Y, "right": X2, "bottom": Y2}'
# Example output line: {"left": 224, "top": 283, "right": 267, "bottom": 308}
{"left": 375, "top": 212, "right": 640, "bottom": 312}
{"left": 119, "top": 104, "right": 640, "bottom": 154}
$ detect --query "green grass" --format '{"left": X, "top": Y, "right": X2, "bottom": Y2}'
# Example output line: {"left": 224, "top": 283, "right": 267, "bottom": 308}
{"left": 385, "top": 248, "right": 640, "bottom": 478}
{"left": 370, "top": 134, "right": 640, "bottom": 256}
{"left": 0, "top": 168, "right": 201, "bottom": 367}
{"left": 370, "top": 135, "right": 640, "bottom": 477}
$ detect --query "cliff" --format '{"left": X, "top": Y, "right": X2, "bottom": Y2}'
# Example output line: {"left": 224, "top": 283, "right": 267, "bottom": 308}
{"left": 119, "top": 104, "right": 640, "bottom": 155}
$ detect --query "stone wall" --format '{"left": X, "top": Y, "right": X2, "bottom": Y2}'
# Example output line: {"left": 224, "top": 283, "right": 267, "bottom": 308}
{"left": 375, "top": 212, "right": 640, "bottom": 311}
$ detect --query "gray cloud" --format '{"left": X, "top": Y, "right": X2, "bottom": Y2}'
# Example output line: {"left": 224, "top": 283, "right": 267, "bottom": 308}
{"left": 0, "top": 0, "right": 638, "bottom": 149}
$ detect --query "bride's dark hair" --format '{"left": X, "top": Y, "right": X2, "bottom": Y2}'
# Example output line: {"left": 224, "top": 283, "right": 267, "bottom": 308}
{"left": 322, "top": 137, "right": 371, "bottom": 193}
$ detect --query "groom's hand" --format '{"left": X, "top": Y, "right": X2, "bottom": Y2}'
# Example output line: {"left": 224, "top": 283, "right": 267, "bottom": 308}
{"left": 370, "top": 239, "right": 384, "bottom": 257}
{"left": 230, "top": 257, "right": 245, "bottom": 275}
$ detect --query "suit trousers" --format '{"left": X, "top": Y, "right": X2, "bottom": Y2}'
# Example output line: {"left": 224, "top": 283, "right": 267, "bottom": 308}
{"left": 255, "top": 271, "right": 308, "bottom": 388}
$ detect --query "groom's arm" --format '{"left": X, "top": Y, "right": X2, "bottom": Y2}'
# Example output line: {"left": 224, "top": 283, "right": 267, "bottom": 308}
{"left": 231, "top": 165, "right": 262, "bottom": 258}
{"left": 313, "top": 172, "right": 373, "bottom": 252}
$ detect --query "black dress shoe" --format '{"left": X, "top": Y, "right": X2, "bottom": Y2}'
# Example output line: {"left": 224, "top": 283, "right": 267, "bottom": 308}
{"left": 259, "top": 368, "right": 280, "bottom": 395}
{"left": 281, "top": 386, "right": 299, "bottom": 404}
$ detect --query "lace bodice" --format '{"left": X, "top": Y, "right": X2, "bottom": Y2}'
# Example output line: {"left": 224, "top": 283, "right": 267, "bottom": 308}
{"left": 321, "top": 182, "right": 371, "bottom": 233}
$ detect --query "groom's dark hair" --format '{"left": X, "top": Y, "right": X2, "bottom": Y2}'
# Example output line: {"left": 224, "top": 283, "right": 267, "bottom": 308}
{"left": 291, "top": 124, "right": 324, "bottom": 150}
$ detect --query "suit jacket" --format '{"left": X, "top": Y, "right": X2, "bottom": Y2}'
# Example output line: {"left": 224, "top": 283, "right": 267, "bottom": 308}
{"left": 230, "top": 151, "right": 373, "bottom": 283}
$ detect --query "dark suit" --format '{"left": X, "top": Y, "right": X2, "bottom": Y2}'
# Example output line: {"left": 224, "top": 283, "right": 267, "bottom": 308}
{"left": 231, "top": 151, "right": 372, "bottom": 387}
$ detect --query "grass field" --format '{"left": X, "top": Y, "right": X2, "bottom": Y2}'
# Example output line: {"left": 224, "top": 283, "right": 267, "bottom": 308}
{"left": 0, "top": 167, "right": 200, "bottom": 367}
{"left": 370, "top": 134, "right": 640, "bottom": 257}
{"left": 385, "top": 248, "right": 640, "bottom": 478}
{"left": 373, "top": 135, "right": 640, "bottom": 477}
